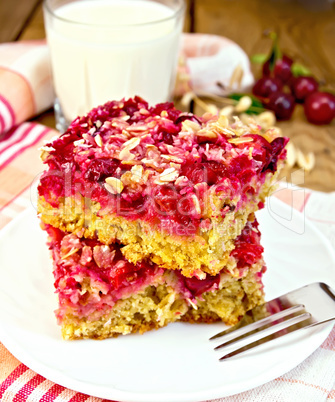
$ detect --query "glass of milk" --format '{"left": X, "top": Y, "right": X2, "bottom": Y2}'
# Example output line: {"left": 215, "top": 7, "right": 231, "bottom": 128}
{"left": 43, "top": 0, "right": 185, "bottom": 132}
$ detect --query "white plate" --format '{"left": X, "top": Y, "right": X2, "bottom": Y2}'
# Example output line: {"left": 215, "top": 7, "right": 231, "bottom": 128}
{"left": 0, "top": 197, "right": 335, "bottom": 402}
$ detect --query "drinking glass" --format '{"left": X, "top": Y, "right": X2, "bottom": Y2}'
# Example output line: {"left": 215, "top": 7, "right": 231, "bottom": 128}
{"left": 43, "top": 0, "right": 185, "bottom": 132}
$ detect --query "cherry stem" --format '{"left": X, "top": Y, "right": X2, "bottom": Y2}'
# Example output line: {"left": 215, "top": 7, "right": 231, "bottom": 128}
{"left": 265, "top": 31, "right": 282, "bottom": 71}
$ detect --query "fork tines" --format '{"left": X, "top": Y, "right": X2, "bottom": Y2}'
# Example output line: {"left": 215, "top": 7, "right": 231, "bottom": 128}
{"left": 210, "top": 282, "right": 335, "bottom": 361}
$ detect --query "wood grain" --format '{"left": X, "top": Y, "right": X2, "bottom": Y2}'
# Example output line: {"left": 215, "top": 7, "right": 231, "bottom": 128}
{"left": 195, "top": 0, "right": 335, "bottom": 90}
{"left": 278, "top": 107, "right": 335, "bottom": 192}
{"left": 18, "top": 4, "right": 46, "bottom": 41}
{"left": 0, "top": 0, "right": 41, "bottom": 42}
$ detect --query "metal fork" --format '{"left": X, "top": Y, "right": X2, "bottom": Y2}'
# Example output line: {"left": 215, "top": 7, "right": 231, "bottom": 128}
{"left": 210, "top": 282, "right": 335, "bottom": 361}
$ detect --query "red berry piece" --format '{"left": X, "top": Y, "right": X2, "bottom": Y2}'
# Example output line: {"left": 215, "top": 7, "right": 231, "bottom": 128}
{"left": 154, "top": 185, "right": 177, "bottom": 214}
{"left": 252, "top": 77, "right": 283, "bottom": 98}
{"left": 183, "top": 274, "right": 220, "bottom": 297}
{"left": 291, "top": 76, "right": 319, "bottom": 102}
{"left": 268, "top": 92, "right": 295, "bottom": 120}
{"left": 304, "top": 92, "right": 335, "bottom": 125}
{"left": 85, "top": 158, "right": 119, "bottom": 181}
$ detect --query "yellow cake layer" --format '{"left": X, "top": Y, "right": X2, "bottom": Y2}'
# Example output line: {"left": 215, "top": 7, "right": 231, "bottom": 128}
{"left": 60, "top": 267, "right": 264, "bottom": 340}
{"left": 38, "top": 165, "right": 279, "bottom": 278}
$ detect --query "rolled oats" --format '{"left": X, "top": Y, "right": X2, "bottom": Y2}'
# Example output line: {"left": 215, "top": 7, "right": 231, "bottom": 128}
{"left": 105, "top": 177, "right": 124, "bottom": 194}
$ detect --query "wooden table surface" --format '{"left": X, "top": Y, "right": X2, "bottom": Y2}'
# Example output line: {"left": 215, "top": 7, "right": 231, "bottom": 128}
{"left": 1, "top": 0, "right": 334, "bottom": 192}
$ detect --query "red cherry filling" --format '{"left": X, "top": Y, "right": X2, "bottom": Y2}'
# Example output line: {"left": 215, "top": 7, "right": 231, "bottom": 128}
{"left": 109, "top": 260, "right": 146, "bottom": 290}
{"left": 183, "top": 274, "right": 220, "bottom": 297}
{"left": 49, "top": 133, "right": 79, "bottom": 165}
{"left": 231, "top": 220, "right": 264, "bottom": 268}
{"left": 231, "top": 243, "right": 264, "bottom": 268}
{"left": 49, "top": 227, "right": 158, "bottom": 296}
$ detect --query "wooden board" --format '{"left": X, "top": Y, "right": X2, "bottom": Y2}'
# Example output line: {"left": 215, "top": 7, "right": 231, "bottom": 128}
{"left": 0, "top": 0, "right": 41, "bottom": 42}
{"left": 195, "top": 0, "right": 335, "bottom": 89}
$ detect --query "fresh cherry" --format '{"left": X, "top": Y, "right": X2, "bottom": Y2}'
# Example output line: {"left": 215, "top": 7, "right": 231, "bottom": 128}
{"left": 252, "top": 77, "right": 283, "bottom": 98}
{"left": 263, "top": 55, "right": 293, "bottom": 83}
{"left": 291, "top": 76, "right": 319, "bottom": 102}
{"left": 268, "top": 92, "right": 295, "bottom": 120}
{"left": 304, "top": 92, "right": 335, "bottom": 125}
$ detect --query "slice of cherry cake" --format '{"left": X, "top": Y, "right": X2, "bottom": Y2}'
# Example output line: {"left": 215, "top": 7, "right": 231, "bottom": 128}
{"left": 37, "top": 97, "right": 287, "bottom": 339}
{"left": 38, "top": 97, "right": 287, "bottom": 279}
{"left": 44, "top": 217, "right": 265, "bottom": 340}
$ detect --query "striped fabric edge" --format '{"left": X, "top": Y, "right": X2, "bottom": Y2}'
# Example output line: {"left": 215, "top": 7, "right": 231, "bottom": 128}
{"left": 11, "top": 373, "right": 46, "bottom": 402}
{"left": 1, "top": 352, "right": 333, "bottom": 402}
{"left": 0, "top": 364, "right": 29, "bottom": 399}
{"left": 0, "top": 124, "right": 36, "bottom": 156}
{"left": 0, "top": 122, "right": 54, "bottom": 170}
{"left": 0, "top": 94, "right": 15, "bottom": 134}
{"left": 0, "top": 364, "right": 115, "bottom": 402}
{"left": 0, "top": 327, "right": 334, "bottom": 401}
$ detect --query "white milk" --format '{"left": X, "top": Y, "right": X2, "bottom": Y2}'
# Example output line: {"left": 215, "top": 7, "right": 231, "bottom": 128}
{"left": 44, "top": 0, "right": 183, "bottom": 123}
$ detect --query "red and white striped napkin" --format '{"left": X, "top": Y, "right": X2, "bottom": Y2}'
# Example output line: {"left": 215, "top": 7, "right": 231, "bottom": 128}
{"left": 0, "top": 40, "right": 56, "bottom": 227}
{"left": 0, "top": 40, "right": 54, "bottom": 134}
{"left": 0, "top": 122, "right": 57, "bottom": 230}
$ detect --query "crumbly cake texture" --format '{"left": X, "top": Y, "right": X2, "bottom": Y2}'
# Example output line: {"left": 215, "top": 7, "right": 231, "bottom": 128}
{"left": 38, "top": 97, "right": 288, "bottom": 339}
{"left": 38, "top": 97, "right": 288, "bottom": 278}
{"left": 45, "top": 219, "right": 265, "bottom": 340}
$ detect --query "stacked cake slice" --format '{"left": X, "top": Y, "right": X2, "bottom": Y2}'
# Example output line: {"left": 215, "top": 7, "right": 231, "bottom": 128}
{"left": 37, "top": 97, "right": 287, "bottom": 339}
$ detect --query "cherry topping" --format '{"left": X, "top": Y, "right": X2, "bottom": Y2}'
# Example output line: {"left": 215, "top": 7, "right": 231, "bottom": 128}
{"left": 304, "top": 92, "right": 335, "bottom": 125}
{"left": 205, "top": 161, "right": 227, "bottom": 185}
{"left": 150, "top": 102, "right": 181, "bottom": 122}
{"left": 181, "top": 161, "right": 226, "bottom": 185}
{"left": 247, "top": 135, "right": 288, "bottom": 173}
{"left": 154, "top": 185, "right": 177, "bottom": 215}
{"left": 85, "top": 158, "right": 120, "bottom": 181}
